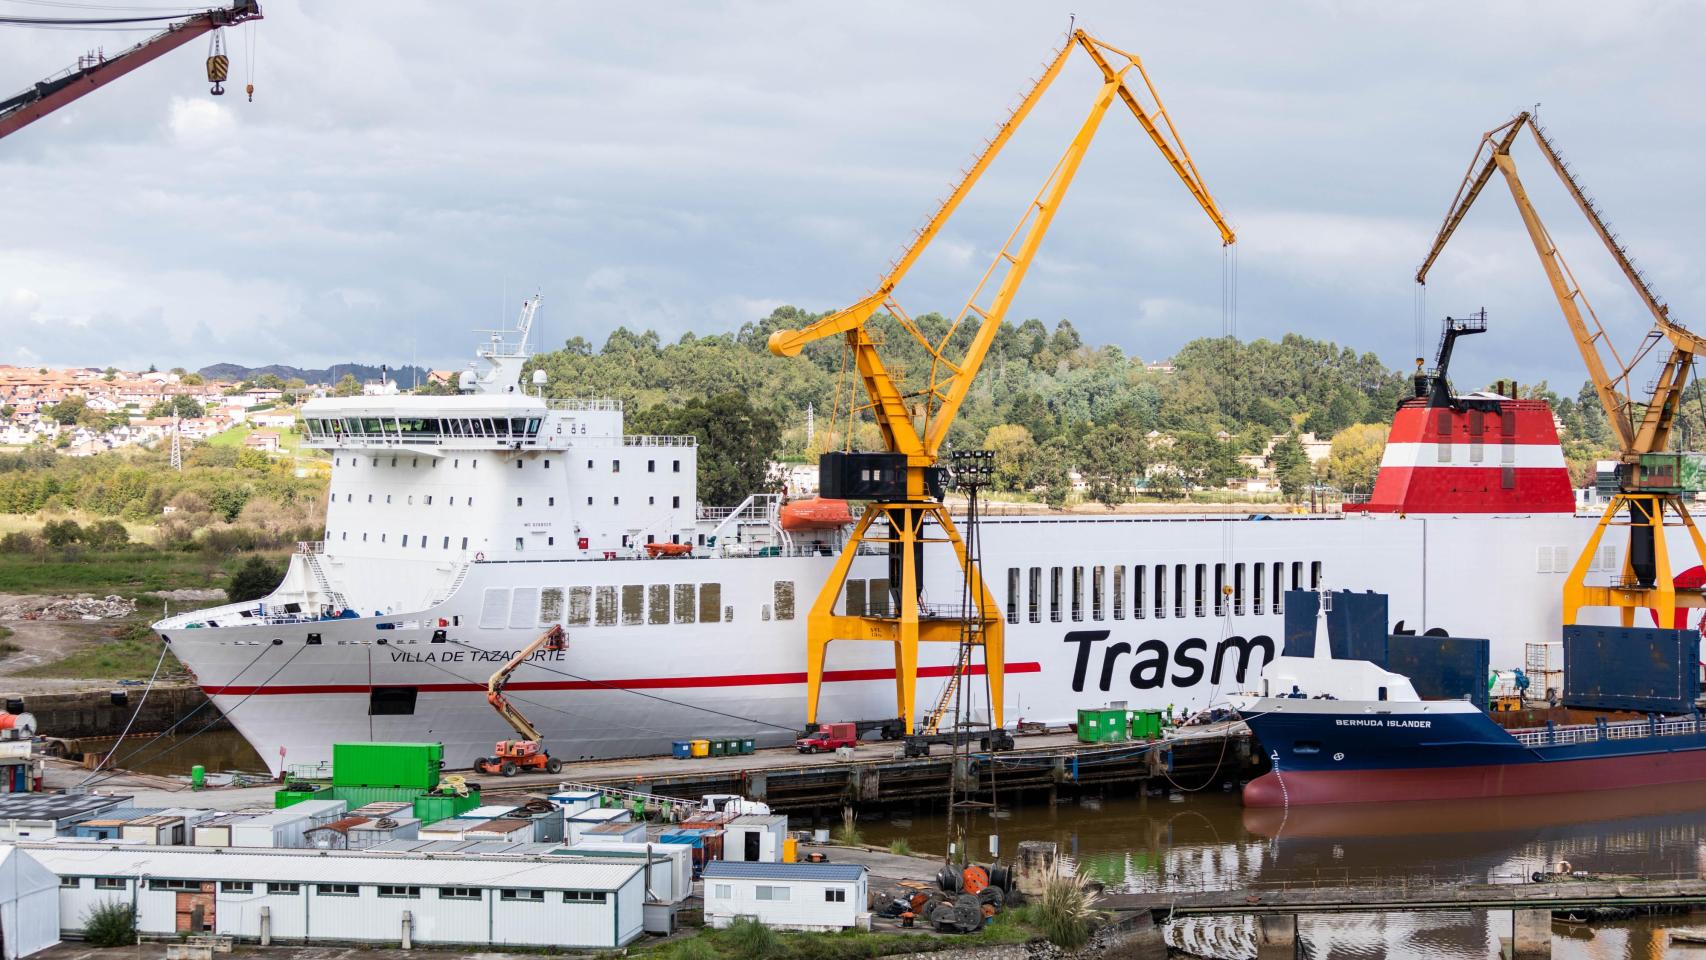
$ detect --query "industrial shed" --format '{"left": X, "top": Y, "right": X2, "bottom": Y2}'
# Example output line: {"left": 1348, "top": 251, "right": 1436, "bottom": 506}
{"left": 32, "top": 844, "right": 646, "bottom": 949}
{"left": 702, "top": 861, "right": 868, "bottom": 931}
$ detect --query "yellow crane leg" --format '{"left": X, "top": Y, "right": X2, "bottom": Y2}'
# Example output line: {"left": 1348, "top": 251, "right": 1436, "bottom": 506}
{"left": 1564, "top": 493, "right": 1706, "bottom": 627}
{"left": 802, "top": 508, "right": 878, "bottom": 727}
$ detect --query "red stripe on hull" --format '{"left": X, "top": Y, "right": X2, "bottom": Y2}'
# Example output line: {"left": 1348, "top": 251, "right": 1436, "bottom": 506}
{"left": 1242, "top": 750, "right": 1706, "bottom": 807}
{"left": 1345, "top": 466, "right": 1575, "bottom": 514}
{"left": 203, "top": 661, "right": 1044, "bottom": 697}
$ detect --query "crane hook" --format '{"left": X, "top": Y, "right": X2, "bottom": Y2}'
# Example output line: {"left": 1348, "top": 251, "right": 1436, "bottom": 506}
{"left": 206, "top": 29, "right": 229, "bottom": 96}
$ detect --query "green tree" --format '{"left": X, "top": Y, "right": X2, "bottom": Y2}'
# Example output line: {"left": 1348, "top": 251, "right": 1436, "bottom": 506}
{"left": 1076, "top": 424, "right": 1147, "bottom": 508}
{"left": 179, "top": 372, "right": 205, "bottom": 385}
{"left": 44, "top": 395, "right": 87, "bottom": 425}
{"left": 628, "top": 392, "right": 782, "bottom": 506}
{"left": 332, "top": 374, "right": 362, "bottom": 397}
{"left": 1268, "top": 433, "right": 1312, "bottom": 499}
{"left": 41, "top": 518, "right": 82, "bottom": 546}
{"left": 1326, "top": 423, "right": 1387, "bottom": 492}
{"left": 984, "top": 424, "right": 1039, "bottom": 492}
{"left": 146, "top": 395, "right": 202, "bottom": 419}
{"left": 226, "top": 556, "right": 282, "bottom": 603}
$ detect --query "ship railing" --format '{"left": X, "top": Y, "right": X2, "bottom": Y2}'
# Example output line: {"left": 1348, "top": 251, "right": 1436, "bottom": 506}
{"left": 623, "top": 434, "right": 697, "bottom": 447}
{"left": 296, "top": 540, "right": 325, "bottom": 556}
{"left": 284, "top": 761, "right": 334, "bottom": 782}
{"left": 1507, "top": 715, "right": 1701, "bottom": 747}
{"left": 546, "top": 397, "right": 623, "bottom": 412}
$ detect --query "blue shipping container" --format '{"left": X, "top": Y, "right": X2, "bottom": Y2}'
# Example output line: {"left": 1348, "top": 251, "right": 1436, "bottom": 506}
{"left": 1563, "top": 625, "right": 1700, "bottom": 713}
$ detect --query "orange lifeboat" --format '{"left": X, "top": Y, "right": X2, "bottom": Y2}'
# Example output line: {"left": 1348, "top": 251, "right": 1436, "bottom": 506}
{"left": 781, "top": 497, "right": 853, "bottom": 532}
{"left": 645, "top": 542, "right": 694, "bottom": 558}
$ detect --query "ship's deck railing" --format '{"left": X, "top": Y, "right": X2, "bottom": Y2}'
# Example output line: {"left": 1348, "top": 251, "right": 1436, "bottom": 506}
{"left": 1508, "top": 715, "right": 1701, "bottom": 747}
{"left": 546, "top": 397, "right": 623, "bottom": 412}
{"left": 296, "top": 540, "right": 325, "bottom": 556}
{"left": 623, "top": 435, "right": 697, "bottom": 447}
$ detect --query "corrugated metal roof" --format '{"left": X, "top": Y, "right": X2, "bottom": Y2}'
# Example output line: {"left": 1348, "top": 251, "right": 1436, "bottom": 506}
{"left": 0, "top": 794, "right": 131, "bottom": 821}
{"left": 568, "top": 807, "right": 629, "bottom": 823}
{"left": 26, "top": 843, "right": 643, "bottom": 890}
{"left": 728, "top": 814, "right": 789, "bottom": 827}
{"left": 702, "top": 860, "right": 866, "bottom": 881}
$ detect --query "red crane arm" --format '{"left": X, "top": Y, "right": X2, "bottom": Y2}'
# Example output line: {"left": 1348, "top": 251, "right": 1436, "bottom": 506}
{"left": 0, "top": 0, "right": 262, "bottom": 142}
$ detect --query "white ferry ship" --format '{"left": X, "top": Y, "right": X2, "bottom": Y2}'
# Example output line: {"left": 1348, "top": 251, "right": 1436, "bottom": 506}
{"left": 156, "top": 303, "right": 1671, "bottom": 773}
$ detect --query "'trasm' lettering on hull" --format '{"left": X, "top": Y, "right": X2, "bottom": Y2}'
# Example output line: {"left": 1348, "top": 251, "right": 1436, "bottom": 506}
{"left": 1064, "top": 630, "right": 1275, "bottom": 694}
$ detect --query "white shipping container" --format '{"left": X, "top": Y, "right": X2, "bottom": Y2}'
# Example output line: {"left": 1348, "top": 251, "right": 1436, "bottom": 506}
{"left": 564, "top": 842, "right": 692, "bottom": 904}
{"left": 230, "top": 800, "right": 348, "bottom": 849}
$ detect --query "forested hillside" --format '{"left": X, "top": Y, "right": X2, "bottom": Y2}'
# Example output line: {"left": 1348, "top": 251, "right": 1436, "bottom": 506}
{"left": 527, "top": 305, "right": 1409, "bottom": 502}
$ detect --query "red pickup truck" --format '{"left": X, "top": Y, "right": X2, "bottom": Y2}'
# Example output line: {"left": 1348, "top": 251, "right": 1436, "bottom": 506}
{"left": 796, "top": 722, "right": 859, "bottom": 753}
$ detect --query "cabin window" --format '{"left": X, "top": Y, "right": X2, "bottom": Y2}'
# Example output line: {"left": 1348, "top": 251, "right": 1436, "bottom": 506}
{"left": 548, "top": 497, "right": 555, "bottom": 506}
{"left": 563, "top": 891, "right": 607, "bottom": 903}
{"left": 1252, "top": 563, "right": 1265, "bottom": 615}
{"left": 1291, "top": 561, "right": 1304, "bottom": 592}
{"left": 438, "top": 887, "right": 479, "bottom": 900}
{"left": 1006, "top": 568, "right": 1020, "bottom": 624}
{"left": 1174, "top": 565, "right": 1186, "bottom": 619}
{"left": 568, "top": 586, "right": 592, "bottom": 626}
{"left": 674, "top": 584, "right": 696, "bottom": 623}
{"left": 318, "top": 883, "right": 360, "bottom": 896}
{"left": 1234, "top": 563, "right": 1246, "bottom": 616}
{"left": 699, "top": 583, "right": 722, "bottom": 622}
{"left": 1311, "top": 561, "right": 1323, "bottom": 589}
{"left": 500, "top": 889, "right": 545, "bottom": 902}
{"left": 1112, "top": 566, "right": 1125, "bottom": 620}
{"left": 402, "top": 536, "right": 409, "bottom": 548}
{"left": 595, "top": 586, "right": 618, "bottom": 626}
{"left": 1027, "top": 568, "right": 1041, "bottom": 623}
{"left": 539, "top": 588, "right": 564, "bottom": 625}
{"left": 1153, "top": 565, "right": 1166, "bottom": 619}
{"left": 1273, "top": 564, "right": 1285, "bottom": 614}
{"left": 514, "top": 537, "right": 524, "bottom": 551}
{"left": 648, "top": 585, "right": 671, "bottom": 624}
{"left": 96, "top": 878, "right": 124, "bottom": 890}
{"left": 612, "top": 460, "right": 621, "bottom": 473}
{"left": 1133, "top": 565, "right": 1146, "bottom": 619}
{"left": 1070, "top": 567, "right": 1084, "bottom": 622}
{"left": 1049, "top": 567, "right": 1063, "bottom": 623}
{"left": 268, "top": 883, "right": 300, "bottom": 895}
{"left": 648, "top": 460, "right": 656, "bottom": 472}
{"left": 461, "top": 537, "right": 469, "bottom": 549}
{"left": 774, "top": 581, "right": 796, "bottom": 621}
{"left": 1092, "top": 566, "right": 1105, "bottom": 621}
{"left": 378, "top": 886, "right": 420, "bottom": 899}
{"left": 845, "top": 580, "right": 867, "bottom": 616}
{"left": 1211, "top": 564, "right": 1223, "bottom": 617}
{"left": 621, "top": 585, "right": 645, "bottom": 625}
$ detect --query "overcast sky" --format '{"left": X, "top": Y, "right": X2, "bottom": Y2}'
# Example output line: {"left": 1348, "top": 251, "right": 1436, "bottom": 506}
{"left": 0, "top": 1, "right": 1700, "bottom": 394}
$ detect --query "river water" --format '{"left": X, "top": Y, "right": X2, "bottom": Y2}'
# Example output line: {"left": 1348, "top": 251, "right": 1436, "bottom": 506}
{"left": 860, "top": 783, "right": 1706, "bottom": 960}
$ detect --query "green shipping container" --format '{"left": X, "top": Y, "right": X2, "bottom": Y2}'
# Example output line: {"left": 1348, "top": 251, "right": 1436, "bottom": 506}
{"left": 1076, "top": 708, "right": 1128, "bottom": 744}
{"left": 332, "top": 742, "right": 444, "bottom": 789}
{"left": 1130, "top": 710, "right": 1163, "bottom": 740}
{"left": 332, "top": 785, "right": 428, "bottom": 809}
{"left": 274, "top": 786, "right": 328, "bottom": 808}
{"left": 413, "top": 790, "right": 482, "bottom": 825}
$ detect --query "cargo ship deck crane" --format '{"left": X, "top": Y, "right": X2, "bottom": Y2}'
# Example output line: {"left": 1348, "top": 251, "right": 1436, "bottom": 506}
{"left": 475, "top": 624, "right": 566, "bottom": 777}
{"left": 1416, "top": 111, "right": 1706, "bottom": 627}
{"left": 766, "top": 29, "right": 1235, "bottom": 735}
{"left": 0, "top": 0, "right": 261, "bottom": 142}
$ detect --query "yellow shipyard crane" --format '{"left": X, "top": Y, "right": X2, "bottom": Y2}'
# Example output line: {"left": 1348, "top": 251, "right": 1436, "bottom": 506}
{"left": 767, "top": 28, "right": 1235, "bottom": 734}
{"left": 1416, "top": 111, "right": 1706, "bottom": 627}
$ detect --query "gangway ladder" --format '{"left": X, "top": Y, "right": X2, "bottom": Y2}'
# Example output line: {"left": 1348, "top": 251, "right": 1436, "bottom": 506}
{"left": 430, "top": 561, "right": 473, "bottom": 608}
{"left": 301, "top": 550, "right": 350, "bottom": 612}
{"left": 922, "top": 637, "right": 978, "bottom": 735}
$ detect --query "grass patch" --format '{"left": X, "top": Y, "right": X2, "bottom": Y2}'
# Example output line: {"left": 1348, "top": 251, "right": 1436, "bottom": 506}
{"left": 831, "top": 808, "right": 864, "bottom": 847}
{"left": 643, "top": 920, "right": 1033, "bottom": 960}
{"left": 0, "top": 548, "right": 240, "bottom": 597}
{"left": 17, "top": 622, "right": 180, "bottom": 681}
{"left": 887, "top": 838, "right": 912, "bottom": 857}
{"left": 1034, "top": 869, "right": 1099, "bottom": 950}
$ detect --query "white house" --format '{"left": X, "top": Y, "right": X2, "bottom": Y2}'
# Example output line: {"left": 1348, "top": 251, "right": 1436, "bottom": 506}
{"left": 723, "top": 814, "right": 788, "bottom": 863}
{"left": 0, "top": 846, "right": 59, "bottom": 958}
{"left": 33, "top": 844, "right": 645, "bottom": 949}
{"left": 701, "top": 861, "right": 868, "bottom": 931}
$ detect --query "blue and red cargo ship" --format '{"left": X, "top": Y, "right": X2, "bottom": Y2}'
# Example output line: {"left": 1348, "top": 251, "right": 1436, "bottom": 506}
{"left": 1235, "top": 600, "right": 1706, "bottom": 807}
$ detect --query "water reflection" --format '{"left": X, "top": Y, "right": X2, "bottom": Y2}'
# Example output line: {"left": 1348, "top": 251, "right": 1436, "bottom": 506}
{"left": 859, "top": 783, "right": 1706, "bottom": 959}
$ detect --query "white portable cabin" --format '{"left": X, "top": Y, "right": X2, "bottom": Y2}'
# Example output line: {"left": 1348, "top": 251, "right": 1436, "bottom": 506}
{"left": 461, "top": 818, "right": 534, "bottom": 844}
{"left": 346, "top": 816, "right": 420, "bottom": 849}
{"left": 118, "top": 815, "right": 186, "bottom": 846}
{"left": 554, "top": 842, "right": 692, "bottom": 904}
{"left": 565, "top": 807, "right": 631, "bottom": 845}
{"left": 0, "top": 794, "right": 131, "bottom": 842}
{"left": 702, "top": 861, "right": 869, "bottom": 932}
{"left": 579, "top": 820, "right": 646, "bottom": 845}
{"left": 0, "top": 846, "right": 59, "bottom": 958}
{"left": 229, "top": 799, "right": 348, "bottom": 849}
{"left": 548, "top": 790, "right": 600, "bottom": 818}
{"left": 32, "top": 844, "right": 647, "bottom": 949}
{"left": 193, "top": 812, "right": 267, "bottom": 848}
{"left": 724, "top": 814, "right": 788, "bottom": 863}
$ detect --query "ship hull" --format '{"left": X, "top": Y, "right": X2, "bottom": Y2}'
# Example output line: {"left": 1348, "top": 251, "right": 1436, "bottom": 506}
{"left": 160, "top": 510, "right": 1679, "bottom": 774}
